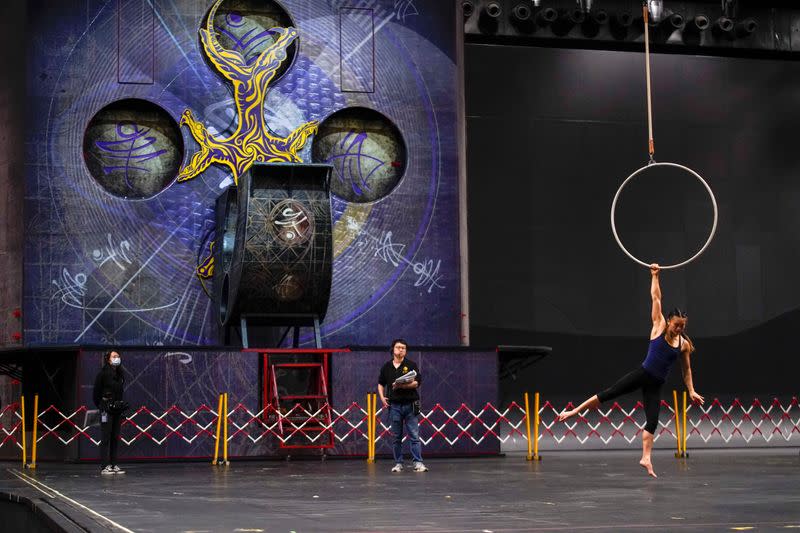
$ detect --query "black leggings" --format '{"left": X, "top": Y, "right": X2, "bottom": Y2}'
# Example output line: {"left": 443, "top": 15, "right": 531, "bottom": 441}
{"left": 597, "top": 367, "right": 663, "bottom": 434}
{"left": 100, "top": 413, "right": 122, "bottom": 468}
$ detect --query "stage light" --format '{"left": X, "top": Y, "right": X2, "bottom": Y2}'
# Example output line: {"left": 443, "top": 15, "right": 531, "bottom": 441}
{"left": 510, "top": 2, "right": 538, "bottom": 33}
{"left": 478, "top": 1, "right": 502, "bottom": 33}
{"left": 581, "top": 9, "right": 609, "bottom": 38}
{"left": 647, "top": 0, "right": 664, "bottom": 23}
{"left": 552, "top": 7, "right": 584, "bottom": 36}
{"left": 651, "top": 12, "right": 684, "bottom": 43}
{"left": 713, "top": 16, "right": 734, "bottom": 39}
{"left": 462, "top": 0, "right": 475, "bottom": 18}
{"left": 512, "top": 3, "right": 532, "bottom": 22}
{"left": 536, "top": 7, "right": 557, "bottom": 27}
{"left": 610, "top": 11, "right": 634, "bottom": 39}
{"left": 722, "top": 0, "right": 736, "bottom": 18}
{"left": 484, "top": 1, "right": 502, "bottom": 19}
{"left": 666, "top": 13, "right": 684, "bottom": 31}
{"left": 735, "top": 18, "right": 758, "bottom": 38}
{"left": 511, "top": 2, "right": 536, "bottom": 32}
{"left": 685, "top": 14, "right": 710, "bottom": 34}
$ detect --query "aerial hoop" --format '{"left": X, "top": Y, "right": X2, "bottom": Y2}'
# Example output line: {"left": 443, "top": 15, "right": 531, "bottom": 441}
{"left": 610, "top": 6, "right": 718, "bottom": 270}
{"left": 610, "top": 162, "right": 718, "bottom": 270}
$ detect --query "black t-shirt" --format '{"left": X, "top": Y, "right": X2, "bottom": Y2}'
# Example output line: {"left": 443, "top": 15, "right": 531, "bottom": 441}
{"left": 378, "top": 358, "right": 421, "bottom": 404}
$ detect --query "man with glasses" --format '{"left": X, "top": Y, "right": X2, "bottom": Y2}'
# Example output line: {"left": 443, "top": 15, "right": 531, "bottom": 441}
{"left": 378, "top": 339, "right": 428, "bottom": 472}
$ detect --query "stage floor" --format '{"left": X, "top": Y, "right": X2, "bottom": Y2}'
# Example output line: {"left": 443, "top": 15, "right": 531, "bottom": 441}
{"left": 2, "top": 449, "right": 799, "bottom": 532}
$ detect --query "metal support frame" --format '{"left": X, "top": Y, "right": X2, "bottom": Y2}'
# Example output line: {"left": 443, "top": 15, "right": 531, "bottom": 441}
{"left": 239, "top": 313, "right": 322, "bottom": 349}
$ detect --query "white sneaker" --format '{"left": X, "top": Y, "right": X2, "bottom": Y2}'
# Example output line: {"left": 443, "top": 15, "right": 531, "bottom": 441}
{"left": 413, "top": 462, "right": 428, "bottom": 472}
{"left": 391, "top": 463, "right": 404, "bottom": 473}
{"left": 101, "top": 466, "right": 114, "bottom": 475}
{"left": 111, "top": 465, "right": 125, "bottom": 474}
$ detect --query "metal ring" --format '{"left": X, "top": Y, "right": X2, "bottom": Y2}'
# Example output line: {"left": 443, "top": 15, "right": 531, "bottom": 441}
{"left": 611, "top": 162, "right": 718, "bottom": 270}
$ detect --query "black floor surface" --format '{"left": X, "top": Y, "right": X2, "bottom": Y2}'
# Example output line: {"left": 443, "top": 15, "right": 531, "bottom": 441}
{"left": 2, "top": 449, "right": 799, "bottom": 532}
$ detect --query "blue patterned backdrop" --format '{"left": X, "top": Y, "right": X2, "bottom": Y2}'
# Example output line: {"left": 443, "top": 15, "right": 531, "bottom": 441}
{"left": 331, "top": 350, "right": 499, "bottom": 456}
{"left": 24, "top": 0, "right": 461, "bottom": 347}
{"left": 78, "top": 348, "right": 260, "bottom": 459}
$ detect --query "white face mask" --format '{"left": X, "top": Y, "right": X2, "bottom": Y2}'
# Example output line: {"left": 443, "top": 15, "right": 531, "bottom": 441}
{"left": 110, "top": 357, "right": 121, "bottom": 366}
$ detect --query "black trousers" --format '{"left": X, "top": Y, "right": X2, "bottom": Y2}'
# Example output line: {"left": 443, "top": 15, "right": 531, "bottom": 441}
{"left": 100, "top": 412, "right": 122, "bottom": 468}
{"left": 597, "top": 367, "right": 663, "bottom": 434}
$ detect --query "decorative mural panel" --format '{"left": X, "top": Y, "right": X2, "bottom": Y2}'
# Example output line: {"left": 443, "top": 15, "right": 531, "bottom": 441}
{"left": 24, "top": 0, "right": 461, "bottom": 347}
{"left": 118, "top": 0, "right": 155, "bottom": 85}
{"left": 339, "top": 8, "right": 375, "bottom": 93}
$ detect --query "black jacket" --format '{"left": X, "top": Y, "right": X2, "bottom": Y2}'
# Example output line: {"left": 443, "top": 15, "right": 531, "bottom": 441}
{"left": 93, "top": 364, "right": 125, "bottom": 410}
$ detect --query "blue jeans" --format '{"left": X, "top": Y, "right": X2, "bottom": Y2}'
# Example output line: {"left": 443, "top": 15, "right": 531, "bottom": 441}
{"left": 389, "top": 402, "right": 423, "bottom": 463}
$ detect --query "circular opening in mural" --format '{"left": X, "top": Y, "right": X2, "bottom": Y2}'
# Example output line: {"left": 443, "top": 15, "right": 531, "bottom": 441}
{"left": 206, "top": 0, "right": 298, "bottom": 84}
{"left": 311, "top": 107, "right": 408, "bottom": 204}
{"left": 83, "top": 99, "right": 183, "bottom": 199}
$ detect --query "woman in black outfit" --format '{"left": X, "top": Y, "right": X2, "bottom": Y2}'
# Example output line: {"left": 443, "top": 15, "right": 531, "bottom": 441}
{"left": 557, "top": 264, "right": 704, "bottom": 477}
{"left": 93, "top": 350, "right": 126, "bottom": 475}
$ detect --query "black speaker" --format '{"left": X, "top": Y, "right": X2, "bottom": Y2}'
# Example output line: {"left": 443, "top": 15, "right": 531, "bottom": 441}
{"left": 214, "top": 184, "right": 242, "bottom": 326}
{"left": 216, "top": 163, "right": 333, "bottom": 326}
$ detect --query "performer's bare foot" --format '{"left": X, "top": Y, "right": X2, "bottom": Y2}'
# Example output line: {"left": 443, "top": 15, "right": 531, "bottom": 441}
{"left": 639, "top": 458, "right": 657, "bottom": 478}
{"left": 557, "top": 409, "right": 577, "bottom": 422}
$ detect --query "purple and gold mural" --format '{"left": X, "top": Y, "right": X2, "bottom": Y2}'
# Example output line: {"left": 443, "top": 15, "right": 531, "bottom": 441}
{"left": 24, "top": 0, "right": 462, "bottom": 347}
{"left": 178, "top": 0, "right": 318, "bottom": 184}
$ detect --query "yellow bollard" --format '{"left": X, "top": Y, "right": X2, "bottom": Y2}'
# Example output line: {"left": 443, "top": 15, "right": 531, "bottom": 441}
{"left": 212, "top": 393, "right": 223, "bottom": 465}
{"left": 673, "top": 390, "right": 682, "bottom": 457}
{"left": 682, "top": 390, "right": 688, "bottom": 457}
{"left": 371, "top": 394, "right": 377, "bottom": 462}
{"left": 21, "top": 395, "right": 26, "bottom": 468}
{"left": 31, "top": 395, "right": 39, "bottom": 470}
{"left": 372, "top": 393, "right": 379, "bottom": 461}
{"left": 533, "top": 392, "right": 541, "bottom": 461}
{"left": 524, "top": 393, "right": 533, "bottom": 461}
{"left": 366, "top": 394, "right": 373, "bottom": 463}
{"left": 223, "top": 393, "right": 229, "bottom": 465}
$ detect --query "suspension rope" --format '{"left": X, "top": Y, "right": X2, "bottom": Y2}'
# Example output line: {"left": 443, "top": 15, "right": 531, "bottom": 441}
{"left": 643, "top": 2, "right": 655, "bottom": 162}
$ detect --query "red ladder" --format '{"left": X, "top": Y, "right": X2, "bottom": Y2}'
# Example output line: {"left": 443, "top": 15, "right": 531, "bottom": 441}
{"left": 263, "top": 351, "right": 334, "bottom": 449}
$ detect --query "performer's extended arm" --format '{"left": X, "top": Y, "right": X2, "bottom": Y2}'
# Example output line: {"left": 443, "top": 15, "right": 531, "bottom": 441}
{"left": 650, "top": 263, "right": 666, "bottom": 339}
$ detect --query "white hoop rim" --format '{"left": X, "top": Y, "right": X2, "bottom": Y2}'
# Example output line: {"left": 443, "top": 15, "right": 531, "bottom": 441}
{"left": 611, "top": 162, "right": 718, "bottom": 270}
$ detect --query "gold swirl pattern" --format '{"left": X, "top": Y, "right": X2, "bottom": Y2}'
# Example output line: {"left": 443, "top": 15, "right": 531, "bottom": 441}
{"left": 178, "top": 0, "right": 318, "bottom": 185}
{"left": 196, "top": 240, "right": 216, "bottom": 297}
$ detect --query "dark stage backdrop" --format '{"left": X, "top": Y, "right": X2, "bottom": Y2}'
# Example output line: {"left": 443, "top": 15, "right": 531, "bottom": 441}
{"left": 467, "top": 44, "right": 800, "bottom": 395}
{"left": 0, "top": 2, "right": 26, "bottom": 348}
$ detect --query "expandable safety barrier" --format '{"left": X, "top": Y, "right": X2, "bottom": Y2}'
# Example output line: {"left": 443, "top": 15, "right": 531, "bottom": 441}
{"left": 1, "top": 394, "right": 797, "bottom": 466}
